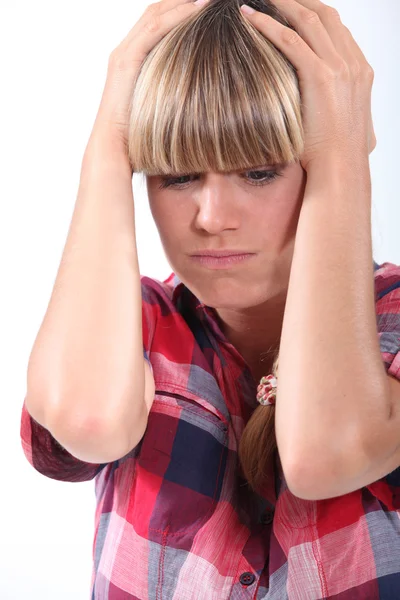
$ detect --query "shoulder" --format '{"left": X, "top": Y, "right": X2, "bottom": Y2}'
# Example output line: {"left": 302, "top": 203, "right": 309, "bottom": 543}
{"left": 140, "top": 273, "right": 175, "bottom": 301}
{"left": 373, "top": 261, "right": 400, "bottom": 377}
{"left": 374, "top": 260, "right": 400, "bottom": 300}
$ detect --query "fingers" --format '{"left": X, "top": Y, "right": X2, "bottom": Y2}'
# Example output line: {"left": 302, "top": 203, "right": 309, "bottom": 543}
{"left": 271, "top": 0, "right": 372, "bottom": 71}
{"left": 241, "top": 1, "right": 342, "bottom": 72}
{"left": 155, "top": 0, "right": 202, "bottom": 18}
{"left": 115, "top": 0, "right": 208, "bottom": 60}
{"left": 240, "top": 5, "right": 322, "bottom": 77}
{"left": 135, "top": 0, "right": 209, "bottom": 56}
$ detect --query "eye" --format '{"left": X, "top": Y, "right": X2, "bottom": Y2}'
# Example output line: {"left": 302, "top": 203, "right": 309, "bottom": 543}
{"left": 245, "top": 170, "right": 283, "bottom": 186}
{"left": 158, "top": 175, "right": 196, "bottom": 189}
{"left": 158, "top": 169, "right": 284, "bottom": 190}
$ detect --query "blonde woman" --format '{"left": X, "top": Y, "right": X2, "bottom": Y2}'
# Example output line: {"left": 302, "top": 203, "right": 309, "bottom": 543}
{"left": 21, "top": 0, "right": 400, "bottom": 598}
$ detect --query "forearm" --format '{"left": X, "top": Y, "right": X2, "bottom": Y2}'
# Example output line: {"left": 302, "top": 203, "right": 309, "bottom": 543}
{"left": 26, "top": 134, "right": 146, "bottom": 444}
{"left": 275, "top": 153, "right": 391, "bottom": 478}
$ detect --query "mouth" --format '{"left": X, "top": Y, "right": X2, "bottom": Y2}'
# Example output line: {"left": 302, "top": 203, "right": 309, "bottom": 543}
{"left": 190, "top": 253, "right": 256, "bottom": 269}
{"left": 190, "top": 250, "right": 255, "bottom": 257}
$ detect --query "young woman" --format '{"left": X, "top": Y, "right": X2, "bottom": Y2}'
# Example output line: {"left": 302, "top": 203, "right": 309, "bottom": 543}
{"left": 21, "top": 0, "right": 400, "bottom": 598}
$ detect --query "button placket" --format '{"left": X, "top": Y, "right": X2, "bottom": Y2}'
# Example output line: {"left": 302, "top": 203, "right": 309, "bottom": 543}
{"left": 239, "top": 572, "right": 256, "bottom": 586}
{"left": 260, "top": 511, "right": 274, "bottom": 525}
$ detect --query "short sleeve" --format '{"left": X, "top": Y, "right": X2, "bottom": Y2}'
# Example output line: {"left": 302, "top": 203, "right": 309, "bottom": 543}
{"left": 375, "top": 263, "right": 400, "bottom": 379}
{"left": 20, "top": 400, "right": 108, "bottom": 482}
{"left": 20, "top": 277, "right": 161, "bottom": 483}
{"left": 366, "top": 262, "right": 400, "bottom": 510}
{"left": 141, "top": 276, "right": 159, "bottom": 374}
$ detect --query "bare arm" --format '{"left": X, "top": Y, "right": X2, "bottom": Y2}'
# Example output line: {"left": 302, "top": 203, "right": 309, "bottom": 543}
{"left": 23, "top": 0, "right": 206, "bottom": 465}
{"left": 25, "top": 135, "right": 153, "bottom": 464}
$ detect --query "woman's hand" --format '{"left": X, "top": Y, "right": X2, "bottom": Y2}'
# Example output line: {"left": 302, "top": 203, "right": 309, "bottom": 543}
{"left": 90, "top": 0, "right": 209, "bottom": 154}
{"left": 240, "top": 0, "right": 377, "bottom": 172}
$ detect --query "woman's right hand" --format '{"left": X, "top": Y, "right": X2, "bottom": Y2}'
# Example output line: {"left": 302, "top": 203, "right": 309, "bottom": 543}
{"left": 88, "top": 0, "right": 208, "bottom": 156}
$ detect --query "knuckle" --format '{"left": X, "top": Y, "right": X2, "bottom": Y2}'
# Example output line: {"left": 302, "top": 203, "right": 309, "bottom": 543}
{"left": 173, "top": 2, "right": 188, "bottom": 14}
{"left": 364, "top": 65, "right": 375, "bottom": 80}
{"left": 298, "top": 8, "right": 320, "bottom": 26}
{"left": 282, "top": 28, "right": 301, "bottom": 46}
{"left": 108, "top": 47, "right": 137, "bottom": 72}
{"left": 346, "top": 60, "right": 367, "bottom": 81}
{"left": 336, "top": 59, "right": 350, "bottom": 76}
{"left": 143, "top": 16, "right": 161, "bottom": 34}
{"left": 144, "top": 3, "right": 159, "bottom": 17}
{"left": 108, "top": 48, "right": 122, "bottom": 67}
{"left": 351, "top": 62, "right": 363, "bottom": 79}
{"left": 108, "top": 54, "right": 126, "bottom": 72}
{"left": 323, "top": 5, "right": 341, "bottom": 22}
{"left": 315, "top": 64, "right": 334, "bottom": 83}
{"left": 342, "top": 25, "right": 354, "bottom": 40}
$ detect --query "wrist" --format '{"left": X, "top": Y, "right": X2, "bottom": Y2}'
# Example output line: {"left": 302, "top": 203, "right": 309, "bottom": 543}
{"left": 83, "top": 128, "right": 132, "bottom": 174}
{"left": 305, "top": 151, "right": 371, "bottom": 194}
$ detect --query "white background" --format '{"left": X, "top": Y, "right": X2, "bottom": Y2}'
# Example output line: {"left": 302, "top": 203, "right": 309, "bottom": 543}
{"left": 1, "top": 0, "right": 399, "bottom": 598}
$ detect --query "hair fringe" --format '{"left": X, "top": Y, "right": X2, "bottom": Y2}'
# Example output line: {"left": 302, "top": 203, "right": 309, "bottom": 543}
{"left": 127, "top": 0, "right": 303, "bottom": 493}
{"left": 127, "top": 0, "right": 304, "bottom": 176}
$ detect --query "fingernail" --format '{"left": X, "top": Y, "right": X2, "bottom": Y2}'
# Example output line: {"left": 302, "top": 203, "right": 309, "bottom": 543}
{"left": 194, "top": 0, "right": 209, "bottom": 5}
{"left": 240, "top": 4, "right": 255, "bottom": 14}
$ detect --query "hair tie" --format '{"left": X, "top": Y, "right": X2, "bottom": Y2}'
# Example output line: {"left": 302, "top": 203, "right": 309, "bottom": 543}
{"left": 257, "top": 374, "right": 277, "bottom": 406}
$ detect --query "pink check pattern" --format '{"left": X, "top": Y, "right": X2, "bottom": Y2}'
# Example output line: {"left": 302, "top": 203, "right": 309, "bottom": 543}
{"left": 21, "top": 260, "right": 400, "bottom": 599}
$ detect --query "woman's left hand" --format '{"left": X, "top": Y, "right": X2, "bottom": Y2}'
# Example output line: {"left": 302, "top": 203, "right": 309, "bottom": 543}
{"left": 240, "top": 0, "right": 377, "bottom": 172}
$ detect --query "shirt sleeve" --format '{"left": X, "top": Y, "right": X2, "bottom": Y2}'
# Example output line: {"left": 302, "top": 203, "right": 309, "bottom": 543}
{"left": 20, "top": 276, "right": 159, "bottom": 483}
{"left": 375, "top": 267, "right": 400, "bottom": 379}
{"left": 366, "top": 262, "right": 400, "bottom": 510}
{"left": 141, "top": 277, "right": 156, "bottom": 375}
{"left": 20, "top": 400, "right": 107, "bottom": 482}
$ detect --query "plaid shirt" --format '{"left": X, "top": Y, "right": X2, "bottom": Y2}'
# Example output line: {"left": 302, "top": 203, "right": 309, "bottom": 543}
{"left": 21, "top": 260, "right": 400, "bottom": 599}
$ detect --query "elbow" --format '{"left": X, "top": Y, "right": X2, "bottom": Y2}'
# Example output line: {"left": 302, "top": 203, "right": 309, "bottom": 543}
{"left": 25, "top": 381, "right": 149, "bottom": 464}
{"left": 282, "top": 457, "right": 318, "bottom": 501}
{"left": 47, "top": 414, "right": 141, "bottom": 464}
{"left": 285, "top": 473, "right": 332, "bottom": 501}
{"left": 37, "top": 399, "right": 148, "bottom": 465}
{"left": 279, "top": 423, "right": 371, "bottom": 501}
{"left": 282, "top": 453, "right": 345, "bottom": 501}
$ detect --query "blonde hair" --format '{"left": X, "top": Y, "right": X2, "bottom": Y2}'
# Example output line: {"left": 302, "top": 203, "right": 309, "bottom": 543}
{"left": 128, "top": 0, "right": 304, "bottom": 494}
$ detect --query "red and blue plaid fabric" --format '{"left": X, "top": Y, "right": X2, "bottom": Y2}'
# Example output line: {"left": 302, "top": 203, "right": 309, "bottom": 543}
{"left": 21, "top": 260, "right": 400, "bottom": 599}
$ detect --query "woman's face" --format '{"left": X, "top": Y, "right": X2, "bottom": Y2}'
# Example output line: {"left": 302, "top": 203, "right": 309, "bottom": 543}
{"left": 146, "top": 161, "right": 307, "bottom": 311}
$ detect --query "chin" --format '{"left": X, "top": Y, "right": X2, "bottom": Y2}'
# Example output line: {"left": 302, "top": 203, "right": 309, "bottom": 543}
{"left": 184, "top": 276, "right": 270, "bottom": 311}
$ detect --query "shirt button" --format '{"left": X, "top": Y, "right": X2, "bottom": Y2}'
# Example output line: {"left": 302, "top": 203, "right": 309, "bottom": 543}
{"left": 260, "top": 511, "right": 274, "bottom": 525}
{"left": 239, "top": 572, "right": 256, "bottom": 586}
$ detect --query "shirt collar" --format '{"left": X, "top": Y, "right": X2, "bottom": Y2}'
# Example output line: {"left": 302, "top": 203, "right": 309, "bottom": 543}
{"left": 169, "top": 272, "right": 227, "bottom": 343}
{"left": 170, "top": 260, "right": 382, "bottom": 346}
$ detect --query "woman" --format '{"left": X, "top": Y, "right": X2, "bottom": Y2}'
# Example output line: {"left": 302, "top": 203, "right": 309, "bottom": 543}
{"left": 21, "top": 0, "right": 400, "bottom": 598}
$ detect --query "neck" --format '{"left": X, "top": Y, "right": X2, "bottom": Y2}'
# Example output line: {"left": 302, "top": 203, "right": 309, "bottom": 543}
{"left": 214, "top": 294, "right": 285, "bottom": 380}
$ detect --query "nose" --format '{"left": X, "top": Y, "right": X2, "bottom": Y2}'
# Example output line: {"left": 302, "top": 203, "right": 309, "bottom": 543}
{"left": 194, "top": 175, "right": 240, "bottom": 234}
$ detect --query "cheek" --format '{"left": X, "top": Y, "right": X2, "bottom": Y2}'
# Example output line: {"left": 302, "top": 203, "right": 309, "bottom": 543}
{"left": 148, "top": 199, "right": 172, "bottom": 233}
{"left": 153, "top": 213, "right": 184, "bottom": 254}
{"left": 149, "top": 197, "right": 192, "bottom": 244}
{"left": 255, "top": 197, "right": 301, "bottom": 246}
{"left": 148, "top": 197, "right": 164, "bottom": 223}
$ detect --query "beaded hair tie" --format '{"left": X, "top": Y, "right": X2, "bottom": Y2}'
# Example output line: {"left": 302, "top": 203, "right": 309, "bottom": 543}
{"left": 256, "top": 374, "right": 277, "bottom": 406}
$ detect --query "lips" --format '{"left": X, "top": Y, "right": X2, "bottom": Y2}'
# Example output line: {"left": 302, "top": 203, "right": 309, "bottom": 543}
{"left": 190, "top": 253, "right": 255, "bottom": 269}
{"left": 191, "top": 250, "right": 253, "bottom": 257}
